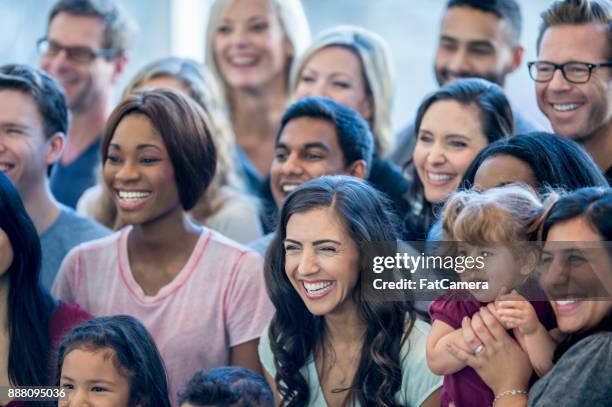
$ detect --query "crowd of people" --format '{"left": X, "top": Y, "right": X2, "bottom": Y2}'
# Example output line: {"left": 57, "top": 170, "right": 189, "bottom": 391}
{"left": 0, "top": 0, "right": 610, "bottom": 405}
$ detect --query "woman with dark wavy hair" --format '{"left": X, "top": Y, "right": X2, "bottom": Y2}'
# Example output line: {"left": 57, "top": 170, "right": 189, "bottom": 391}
{"left": 0, "top": 172, "right": 90, "bottom": 406}
{"left": 259, "top": 175, "right": 441, "bottom": 406}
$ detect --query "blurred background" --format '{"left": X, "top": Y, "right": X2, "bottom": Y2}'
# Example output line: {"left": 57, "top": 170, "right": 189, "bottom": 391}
{"left": 0, "top": 0, "right": 553, "bottom": 134}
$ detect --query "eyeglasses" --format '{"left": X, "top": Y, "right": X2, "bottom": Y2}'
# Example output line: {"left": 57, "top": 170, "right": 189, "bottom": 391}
{"left": 528, "top": 61, "right": 612, "bottom": 84}
{"left": 36, "top": 37, "right": 118, "bottom": 63}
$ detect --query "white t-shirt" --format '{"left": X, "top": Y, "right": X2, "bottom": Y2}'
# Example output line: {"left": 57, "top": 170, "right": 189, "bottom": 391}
{"left": 53, "top": 226, "right": 274, "bottom": 403}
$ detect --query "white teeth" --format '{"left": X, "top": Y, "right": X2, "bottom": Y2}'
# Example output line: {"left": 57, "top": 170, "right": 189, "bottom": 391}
{"left": 118, "top": 191, "right": 151, "bottom": 200}
{"left": 230, "top": 56, "right": 257, "bottom": 66}
{"left": 553, "top": 103, "right": 581, "bottom": 112}
{"left": 304, "top": 281, "right": 333, "bottom": 293}
{"left": 556, "top": 300, "right": 577, "bottom": 305}
{"left": 282, "top": 184, "right": 300, "bottom": 193}
{"left": 0, "top": 164, "right": 11, "bottom": 172}
{"left": 428, "top": 173, "right": 453, "bottom": 181}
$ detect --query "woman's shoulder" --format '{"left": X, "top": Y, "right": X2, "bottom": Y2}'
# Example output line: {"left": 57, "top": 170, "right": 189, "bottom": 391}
{"left": 566, "top": 331, "right": 612, "bottom": 358}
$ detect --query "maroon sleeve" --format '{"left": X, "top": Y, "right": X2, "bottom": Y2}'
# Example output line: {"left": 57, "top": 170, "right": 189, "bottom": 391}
{"left": 531, "top": 300, "right": 558, "bottom": 331}
{"left": 48, "top": 301, "right": 93, "bottom": 347}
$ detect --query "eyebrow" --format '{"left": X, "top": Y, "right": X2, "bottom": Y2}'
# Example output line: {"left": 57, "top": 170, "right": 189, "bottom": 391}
{"left": 108, "top": 143, "right": 163, "bottom": 151}
{"left": 0, "top": 122, "right": 29, "bottom": 129}
{"left": 275, "top": 141, "right": 331, "bottom": 151}
{"left": 284, "top": 238, "right": 341, "bottom": 245}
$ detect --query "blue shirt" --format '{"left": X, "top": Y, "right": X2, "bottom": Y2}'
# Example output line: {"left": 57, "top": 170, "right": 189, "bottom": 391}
{"left": 50, "top": 139, "right": 101, "bottom": 208}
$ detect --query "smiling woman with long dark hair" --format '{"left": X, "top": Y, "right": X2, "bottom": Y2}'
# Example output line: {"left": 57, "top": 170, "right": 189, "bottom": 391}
{"left": 259, "top": 175, "right": 441, "bottom": 406}
{"left": 0, "top": 172, "right": 90, "bottom": 406}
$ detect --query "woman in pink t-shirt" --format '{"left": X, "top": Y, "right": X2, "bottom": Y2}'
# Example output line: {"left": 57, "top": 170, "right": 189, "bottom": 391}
{"left": 53, "top": 89, "right": 273, "bottom": 403}
{"left": 0, "top": 172, "right": 90, "bottom": 407}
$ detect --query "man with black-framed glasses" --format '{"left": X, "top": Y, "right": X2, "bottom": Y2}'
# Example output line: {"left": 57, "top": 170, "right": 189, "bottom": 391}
{"left": 39, "top": 0, "right": 137, "bottom": 208}
{"left": 533, "top": 0, "right": 611, "bottom": 183}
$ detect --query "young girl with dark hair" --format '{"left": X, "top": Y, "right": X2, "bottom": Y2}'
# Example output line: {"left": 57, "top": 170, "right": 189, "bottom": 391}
{"left": 52, "top": 89, "right": 273, "bottom": 405}
{"left": 56, "top": 315, "right": 171, "bottom": 407}
{"left": 403, "top": 78, "right": 513, "bottom": 241}
{"left": 259, "top": 175, "right": 441, "bottom": 406}
{"left": 0, "top": 172, "right": 90, "bottom": 406}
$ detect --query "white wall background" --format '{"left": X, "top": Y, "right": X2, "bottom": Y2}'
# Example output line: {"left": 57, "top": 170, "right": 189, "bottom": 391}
{"left": 0, "top": 0, "right": 554, "bottom": 135}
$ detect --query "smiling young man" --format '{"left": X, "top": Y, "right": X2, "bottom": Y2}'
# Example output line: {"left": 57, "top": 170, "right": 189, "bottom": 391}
{"left": 249, "top": 96, "right": 374, "bottom": 256}
{"left": 0, "top": 64, "right": 110, "bottom": 289}
{"left": 391, "top": 0, "right": 536, "bottom": 166}
{"left": 531, "top": 0, "right": 612, "bottom": 182}
{"left": 39, "top": 0, "right": 137, "bottom": 208}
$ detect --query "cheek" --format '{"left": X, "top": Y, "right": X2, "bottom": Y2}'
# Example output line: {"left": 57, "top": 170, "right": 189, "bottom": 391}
{"left": 412, "top": 145, "right": 427, "bottom": 167}
{"left": 450, "top": 150, "right": 480, "bottom": 174}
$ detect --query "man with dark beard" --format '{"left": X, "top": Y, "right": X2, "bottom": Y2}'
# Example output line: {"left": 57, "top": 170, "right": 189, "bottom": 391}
{"left": 391, "top": 0, "right": 537, "bottom": 166}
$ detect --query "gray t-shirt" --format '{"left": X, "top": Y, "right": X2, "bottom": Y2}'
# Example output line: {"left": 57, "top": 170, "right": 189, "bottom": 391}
{"left": 40, "top": 205, "right": 111, "bottom": 290}
{"left": 390, "top": 110, "right": 539, "bottom": 167}
{"left": 528, "top": 332, "right": 612, "bottom": 406}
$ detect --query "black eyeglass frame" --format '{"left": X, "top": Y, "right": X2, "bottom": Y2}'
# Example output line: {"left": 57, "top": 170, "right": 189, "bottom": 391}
{"left": 527, "top": 60, "right": 612, "bottom": 84}
{"left": 36, "top": 37, "right": 119, "bottom": 63}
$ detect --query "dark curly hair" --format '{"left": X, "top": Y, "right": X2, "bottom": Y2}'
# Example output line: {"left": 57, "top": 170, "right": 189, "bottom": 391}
{"left": 264, "top": 175, "right": 414, "bottom": 406}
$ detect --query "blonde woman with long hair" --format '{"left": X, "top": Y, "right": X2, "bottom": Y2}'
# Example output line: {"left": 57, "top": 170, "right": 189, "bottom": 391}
{"left": 205, "top": 0, "right": 310, "bottom": 194}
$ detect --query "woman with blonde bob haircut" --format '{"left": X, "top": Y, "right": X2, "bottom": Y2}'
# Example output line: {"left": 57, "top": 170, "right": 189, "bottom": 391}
{"left": 290, "top": 25, "right": 395, "bottom": 156}
{"left": 205, "top": 0, "right": 311, "bottom": 193}
{"left": 77, "top": 57, "right": 263, "bottom": 243}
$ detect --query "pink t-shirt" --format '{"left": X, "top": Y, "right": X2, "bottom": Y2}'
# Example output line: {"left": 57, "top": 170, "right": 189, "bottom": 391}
{"left": 52, "top": 226, "right": 274, "bottom": 403}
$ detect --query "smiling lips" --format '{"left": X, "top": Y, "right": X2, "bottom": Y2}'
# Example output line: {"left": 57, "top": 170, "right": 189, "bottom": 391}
{"left": 302, "top": 280, "right": 335, "bottom": 299}
{"left": 115, "top": 190, "right": 151, "bottom": 210}
{"left": 551, "top": 103, "right": 582, "bottom": 113}
{"left": 426, "top": 171, "right": 455, "bottom": 187}
{"left": 0, "top": 163, "right": 14, "bottom": 173}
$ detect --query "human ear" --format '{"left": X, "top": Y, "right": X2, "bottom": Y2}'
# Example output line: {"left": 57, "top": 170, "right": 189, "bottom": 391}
{"left": 45, "top": 132, "right": 65, "bottom": 165}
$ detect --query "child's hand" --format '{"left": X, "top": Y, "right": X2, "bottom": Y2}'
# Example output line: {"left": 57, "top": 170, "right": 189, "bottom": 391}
{"left": 495, "top": 290, "right": 540, "bottom": 335}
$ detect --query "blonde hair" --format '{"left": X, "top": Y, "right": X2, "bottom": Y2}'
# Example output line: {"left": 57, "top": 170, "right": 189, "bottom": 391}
{"left": 91, "top": 57, "right": 246, "bottom": 229}
{"left": 289, "top": 25, "right": 395, "bottom": 157}
{"left": 204, "top": 0, "right": 311, "bottom": 105}
{"left": 442, "top": 184, "right": 544, "bottom": 244}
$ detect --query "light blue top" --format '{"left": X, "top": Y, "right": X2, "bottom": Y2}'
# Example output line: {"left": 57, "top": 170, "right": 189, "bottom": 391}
{"left": 258, "top": 319, "right": 442, "bottom": 406}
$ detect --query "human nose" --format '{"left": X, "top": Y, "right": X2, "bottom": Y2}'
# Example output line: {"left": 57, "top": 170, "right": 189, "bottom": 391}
{"left": 447, "top": 47, "right": 470, "bottom": 74}
{"left": 41, "top": 48, "right": 71, "bottom": 73}
{"left": 546, "top": 68, "right": 573, "bottom": 92}
{"left": 297, "top": 248, "right": 319, "bottom": 276}
{"left": 540, "top": 255, "right": 571, "bottom": 297}
{"left": 113, "top": 159, "right": 140, "bottom": 182}
{"left": 280, "top": 152, "right": 304, "bottom": 176}
{"left": 426, "top": 142, "right": 447, "bottom": 165}
{"left": 64, "top": 388, "right": 91, "bottom": 406}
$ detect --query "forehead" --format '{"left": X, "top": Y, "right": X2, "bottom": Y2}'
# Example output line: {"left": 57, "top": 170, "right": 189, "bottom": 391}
{"left": 62, "top": 348, "right": 122, "bottom": 378}
{"left": 48, "top": 12, "right": 106, "bottom": 48}
{"left": 538, "top": 23, "right": 608, "bottom": 62}
{"left": 475, "top": 155, "right": 537, "bottom": 186}
{"left": 547, "top": 216, "right": 601, "bottom": 242}
{"left": 223, "top": 0, "right": 276, "bottom": 20}
{"left": 441, "top": 6, "right": 510, "bottom": 44}
{"left": 110, "top": 114, "right": 165, "bottom": 148}
{"left": 286, "top": 206, "right": 348, "bottom": 239}
{"left": 279, "top": 116, "right": 342, "bottom": 149}
{"left": 420, "top": 99, "right": 483, "bottom": 135}
{"left": 304, "top": 46, "right": 363, "bottom": 75}
{"left": 0, "top": 89, "right": 44, "bottom": 127}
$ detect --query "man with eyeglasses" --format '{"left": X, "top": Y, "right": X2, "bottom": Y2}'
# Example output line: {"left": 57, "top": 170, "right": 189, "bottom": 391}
{"left": 532, "top": 0, "right": 611, "bottom": 182}
{"left": 390, "top": 0, "right": 538, "bottom": 167}
{"left": 39, "top": 0, "right": 137, "bottom": 208}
